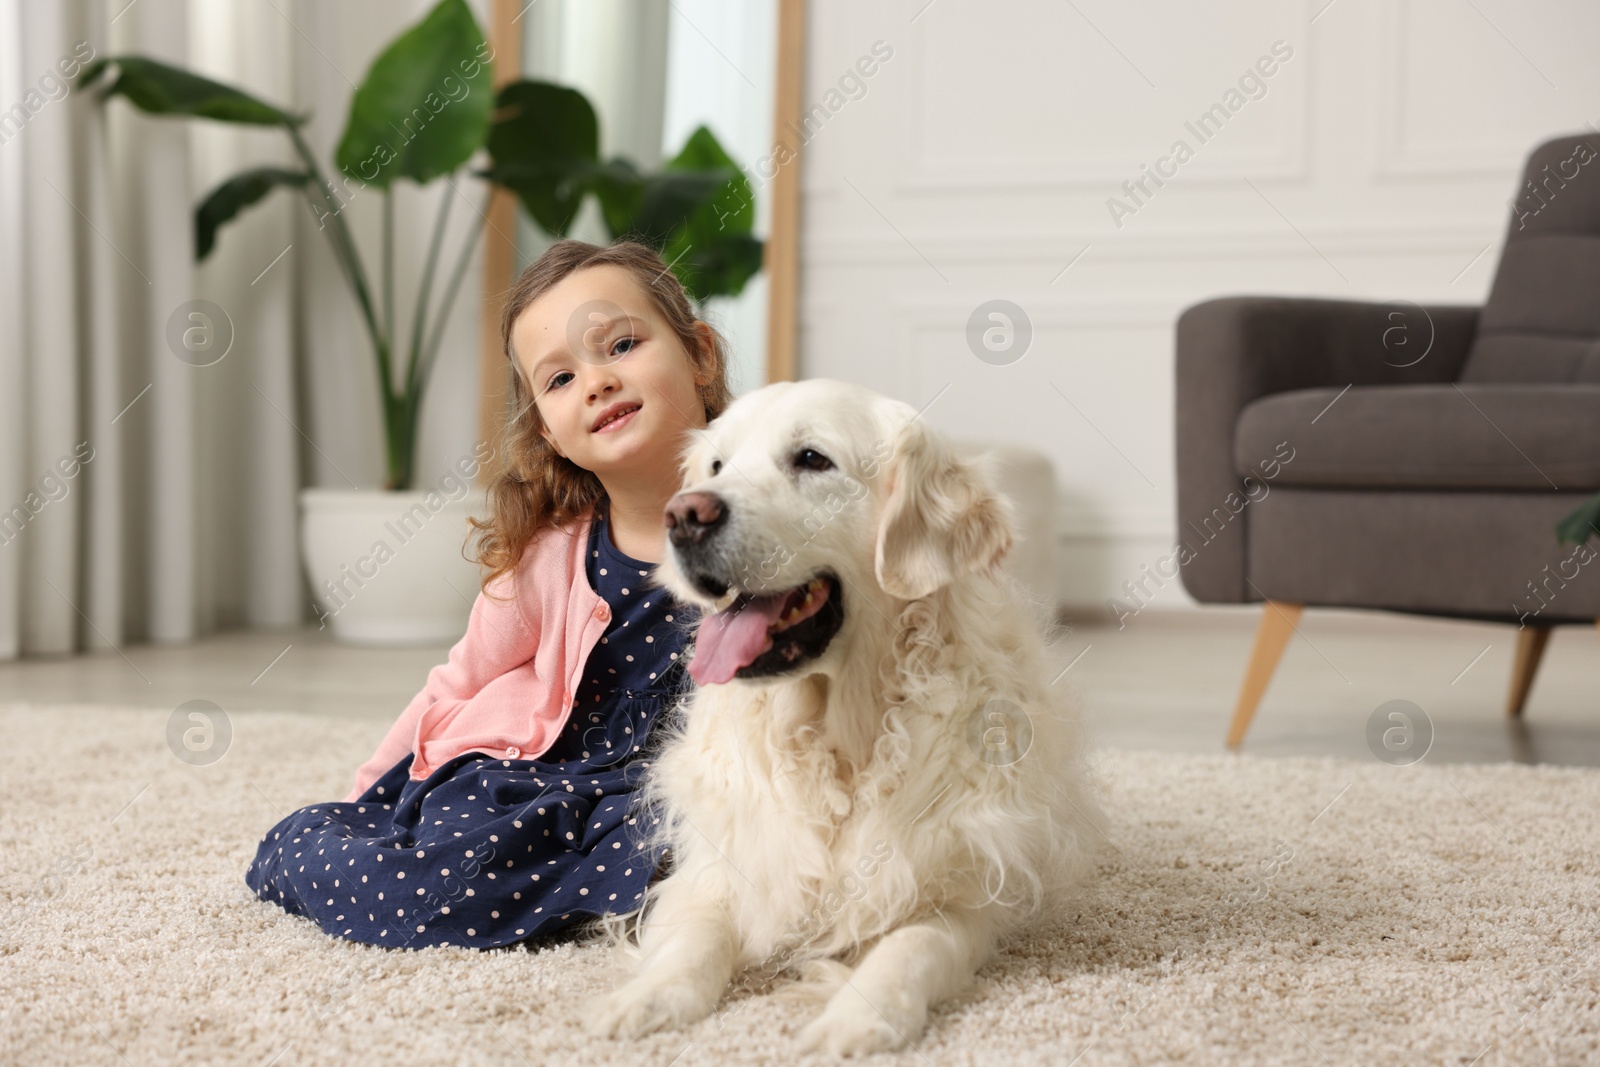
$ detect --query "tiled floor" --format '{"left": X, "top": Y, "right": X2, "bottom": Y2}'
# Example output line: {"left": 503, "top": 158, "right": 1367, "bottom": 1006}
{"left": 5, "top": 606, "right": 1598, "bottom": 767}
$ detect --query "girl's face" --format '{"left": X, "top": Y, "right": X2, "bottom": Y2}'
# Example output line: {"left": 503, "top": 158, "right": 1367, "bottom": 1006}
{"left": 513, "top": 264, "right": 711, "bottom": 483}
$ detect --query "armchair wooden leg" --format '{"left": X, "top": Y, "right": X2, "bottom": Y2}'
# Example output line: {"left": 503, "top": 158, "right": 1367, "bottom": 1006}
{"left": 1226, "top": 601, "right": 1303, "bottom": 749}
{"left": 1507, "top": 625, "right": 1552, "bottom": 719}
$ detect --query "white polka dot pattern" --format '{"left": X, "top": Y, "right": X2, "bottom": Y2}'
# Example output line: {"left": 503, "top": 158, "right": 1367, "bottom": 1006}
{"left": 244, "top": 498, "right": 695, "bottom": 951}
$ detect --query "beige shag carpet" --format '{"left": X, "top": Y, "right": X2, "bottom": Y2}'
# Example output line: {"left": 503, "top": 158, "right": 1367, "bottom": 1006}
{"left": 2, "top": 700, "right": 1598, "bottom": 1066}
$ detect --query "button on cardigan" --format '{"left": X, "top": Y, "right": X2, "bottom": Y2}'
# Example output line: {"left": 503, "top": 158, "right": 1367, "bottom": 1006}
{"left": 343, "top": 505, "right": 621, "bottom": 804}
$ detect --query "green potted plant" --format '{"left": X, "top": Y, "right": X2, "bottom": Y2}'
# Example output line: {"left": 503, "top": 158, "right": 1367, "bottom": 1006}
{"left": 79, "top": 0, "right": 762, "bottom": 644}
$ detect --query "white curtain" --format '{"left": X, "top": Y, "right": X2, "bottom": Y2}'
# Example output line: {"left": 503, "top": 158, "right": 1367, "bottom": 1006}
{"left": 0, "top": 0, "right": 520, "bottom": 660}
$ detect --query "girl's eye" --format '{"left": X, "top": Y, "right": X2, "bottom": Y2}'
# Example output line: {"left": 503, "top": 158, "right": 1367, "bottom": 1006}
{"left": 545, "top": 337, "right": 636, "bottom": 390}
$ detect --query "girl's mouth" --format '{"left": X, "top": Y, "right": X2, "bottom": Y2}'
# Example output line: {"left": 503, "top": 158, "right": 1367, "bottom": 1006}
{"left": 594, "top": 406, "right": 641, "bottom": 434}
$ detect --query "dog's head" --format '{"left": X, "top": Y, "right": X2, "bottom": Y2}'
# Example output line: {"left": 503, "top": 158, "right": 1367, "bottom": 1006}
{"left": 655, "top": 378, "right": 1015, "bottom": 686}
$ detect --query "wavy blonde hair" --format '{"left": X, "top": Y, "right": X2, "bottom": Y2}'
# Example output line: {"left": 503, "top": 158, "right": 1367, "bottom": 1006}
{"left": 468, "top": 239, "right": 735, "bottom": 597}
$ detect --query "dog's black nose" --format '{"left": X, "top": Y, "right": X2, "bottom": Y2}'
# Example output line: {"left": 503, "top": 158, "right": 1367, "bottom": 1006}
{"left": 664, "top": 491, "right": 728, "bottom": 549}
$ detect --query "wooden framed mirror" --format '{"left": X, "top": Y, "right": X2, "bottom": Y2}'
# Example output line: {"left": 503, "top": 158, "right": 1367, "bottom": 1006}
{"left": 474, "top": 0, "right": 804, "bottom": 483}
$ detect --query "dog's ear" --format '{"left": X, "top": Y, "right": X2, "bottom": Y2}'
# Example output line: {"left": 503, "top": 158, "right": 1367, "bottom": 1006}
{"left": 873, "top": 418, "right": 1016, "bottom": 600}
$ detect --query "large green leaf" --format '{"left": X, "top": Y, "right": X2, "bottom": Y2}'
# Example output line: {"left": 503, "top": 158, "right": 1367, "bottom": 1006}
{"left": 655, "top": 125, "right": 763, "bottom": 301}
{"left": 483, "top": 96, "right": 765, "bottom": 302}
{"left": 482, "top": 80, "right": 599, "bottom": 235}
{"left": 195, "top": 167, "right": 310, "bottom": 260}
{"left": 628, "top": 169, "right": 739, "bottom": 247}
{"left": 583, "top": 158, "right": 647, "bottom": 237}
{"left": 665, "top": 124, "right": 756, "bottom": 233}
{"left": 590, "top": 127, "right": 764, "bottom": 300}
{"left": 661, "top": 229, "right": 765, "bottom": 304}
{"left": 77, "top": 56, "right": 302, "bottom": 126}
{"left": 1556, "top": 494, "right": 1600, "bottom": 545}
{"left": 335, "top": 0, "right": 493, "bottom": 189}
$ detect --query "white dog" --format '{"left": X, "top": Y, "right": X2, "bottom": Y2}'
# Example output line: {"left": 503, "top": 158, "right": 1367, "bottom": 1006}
{"left": 586, "top": 378, "right": 1101, "bottom": 1056}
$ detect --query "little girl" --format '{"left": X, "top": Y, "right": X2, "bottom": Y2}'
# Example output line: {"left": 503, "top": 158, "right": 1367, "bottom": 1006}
{"left": 245, "top": 238, "right": 734, "bottom": 951}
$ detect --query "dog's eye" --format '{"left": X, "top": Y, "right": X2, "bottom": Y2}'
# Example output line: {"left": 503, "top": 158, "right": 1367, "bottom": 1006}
{"left": 711, "top": 459, "right": 723, "bottom": 475}
{"left": 794, "top": 448, "right": 834, "bottom": 473}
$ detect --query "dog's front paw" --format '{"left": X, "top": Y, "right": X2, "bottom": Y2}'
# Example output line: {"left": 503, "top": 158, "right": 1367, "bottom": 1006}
{"left": 796, "top": 983, "right": 927, "bottom": 1056}
{"left": 588, "top": 975, "right": 720, "bottom": 1040}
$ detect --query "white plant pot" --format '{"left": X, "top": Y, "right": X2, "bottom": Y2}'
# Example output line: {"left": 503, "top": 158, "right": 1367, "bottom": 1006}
{"left": 299, "top": 485, "right": 488, "bottom": 646}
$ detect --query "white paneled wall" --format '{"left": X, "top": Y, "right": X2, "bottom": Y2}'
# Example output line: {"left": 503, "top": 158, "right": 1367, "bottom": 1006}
{"left": 796, "top": 0, "right": 1600, "bottom": 615}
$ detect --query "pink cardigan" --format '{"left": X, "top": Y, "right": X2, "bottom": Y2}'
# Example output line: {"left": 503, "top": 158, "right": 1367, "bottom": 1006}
{"left": 343, "top": 505, "right": 616, "bottom": 804}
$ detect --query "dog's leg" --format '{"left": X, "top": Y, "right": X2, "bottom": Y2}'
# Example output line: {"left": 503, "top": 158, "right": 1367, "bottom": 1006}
{"left": 587, "top": 873, "right": 741, "bottom": 1040}
{"left": 796, "top": 907, "right": 1001, "bottom": 1056}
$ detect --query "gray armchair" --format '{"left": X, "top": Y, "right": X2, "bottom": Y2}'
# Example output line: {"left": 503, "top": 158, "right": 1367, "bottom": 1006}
{"left": 1175, "top": 131, "right": 1600, "bottom": 747}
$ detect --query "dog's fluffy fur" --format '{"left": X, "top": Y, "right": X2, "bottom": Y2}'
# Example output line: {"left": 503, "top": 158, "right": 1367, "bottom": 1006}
{"left": 582, "top": 378, "right": 1103, "bottom": 1055}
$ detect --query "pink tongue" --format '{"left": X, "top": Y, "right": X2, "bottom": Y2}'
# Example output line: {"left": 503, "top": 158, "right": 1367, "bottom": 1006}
{"left": 689, "top": 592, "right": 791, "bottom": 685}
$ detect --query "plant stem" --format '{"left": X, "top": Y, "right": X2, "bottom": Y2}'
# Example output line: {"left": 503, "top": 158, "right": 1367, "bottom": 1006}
{"left": 286, "top": 124, "right": 409, "bottom": 487}
{"left": 408, "top": 182, "right": 456, "bottom": 404}
{"left": 381, "top": 386, "right": 414, "bottom": 492}
{"left": 415, "top": 196, "right": 489, "bottom": 404}
{"left": 383, "top": 187, "right": 395, "bottom": 368}
{"left": 286, "top": 126, "right": 381, "bottom": 357}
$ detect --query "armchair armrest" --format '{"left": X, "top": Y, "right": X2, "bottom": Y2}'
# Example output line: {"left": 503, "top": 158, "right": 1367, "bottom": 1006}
{"left": 1174, "top": 296, "right": 1481, "bottom": 604}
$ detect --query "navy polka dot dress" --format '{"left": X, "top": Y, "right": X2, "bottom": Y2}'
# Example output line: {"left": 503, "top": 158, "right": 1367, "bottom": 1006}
{"left": 244, "top": 497, "right": 698, "bottom": 950}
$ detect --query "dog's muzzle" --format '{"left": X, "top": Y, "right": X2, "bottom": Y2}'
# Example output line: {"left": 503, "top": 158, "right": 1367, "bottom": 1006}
{"left": 665, "top": 491, "right": 846, "bottom": 684}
